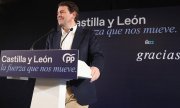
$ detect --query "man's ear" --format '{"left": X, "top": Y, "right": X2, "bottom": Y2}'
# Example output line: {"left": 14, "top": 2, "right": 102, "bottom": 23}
{"left": 72, "top": 11, "right": 77, "bottom": 20}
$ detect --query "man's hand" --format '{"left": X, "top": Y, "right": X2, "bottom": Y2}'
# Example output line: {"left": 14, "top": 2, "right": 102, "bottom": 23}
{"left": 90, "top": 66, "right": 100, "bottom": 83}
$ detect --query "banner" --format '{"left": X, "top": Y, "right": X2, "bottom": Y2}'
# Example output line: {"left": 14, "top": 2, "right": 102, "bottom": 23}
{"left": 0, "top": 50, "right": 78, "bottom": 79}
{"left": 77, "top": 6, "right": 180, "bottom": 108}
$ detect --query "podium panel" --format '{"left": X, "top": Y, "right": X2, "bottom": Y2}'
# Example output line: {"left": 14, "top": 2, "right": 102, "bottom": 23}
{"left": 0, "top": 50, "right": 78, "bottom": 108}
{"left": 1, "top": 50, "right": 92, "bottom": 108}
{"left": 31, "top": 78, "right": 67, "bottom": 108}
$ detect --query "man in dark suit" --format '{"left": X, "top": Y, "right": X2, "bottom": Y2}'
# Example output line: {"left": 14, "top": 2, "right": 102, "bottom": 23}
{"left": 46, "top": 1, "right": 104, "bottom": 108}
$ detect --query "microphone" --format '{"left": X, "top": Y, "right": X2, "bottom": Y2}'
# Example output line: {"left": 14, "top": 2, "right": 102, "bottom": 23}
{"left": 30, "top": 28, "right": 55, "bottom": 50}
{"left": 60, "top": 28, "right": 73, "bottom": 49}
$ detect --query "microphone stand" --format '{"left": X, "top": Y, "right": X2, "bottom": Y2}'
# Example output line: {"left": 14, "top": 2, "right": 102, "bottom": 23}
{"left": 60, "top": 28, "right": 73, "bottom": 49}
{"left": 30, "top": 28, "right": 54, "bottom": 50}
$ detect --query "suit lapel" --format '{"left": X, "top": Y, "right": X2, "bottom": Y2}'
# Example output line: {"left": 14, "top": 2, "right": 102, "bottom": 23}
{"left": 54, "top": 30, "right": 62, "bottom": 49}
{"left": 71, "top": 27, "right": 84, "bottom": 49}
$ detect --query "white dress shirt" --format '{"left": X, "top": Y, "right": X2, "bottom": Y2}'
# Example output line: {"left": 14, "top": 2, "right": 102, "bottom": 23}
{"left": 60, "top": 25, "right": 77, "bottom": 50}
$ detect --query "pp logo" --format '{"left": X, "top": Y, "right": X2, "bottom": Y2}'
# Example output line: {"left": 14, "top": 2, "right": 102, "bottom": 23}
{"left": 62, "top": 53, "right": 76, "bottom": 63}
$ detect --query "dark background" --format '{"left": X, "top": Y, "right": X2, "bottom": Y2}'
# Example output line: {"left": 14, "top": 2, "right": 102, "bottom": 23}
{"left": 1, "top": 0, "right": 180, "bottom": 48}
{"left": 0, "top": 0, "right": 180, "bottom": 108}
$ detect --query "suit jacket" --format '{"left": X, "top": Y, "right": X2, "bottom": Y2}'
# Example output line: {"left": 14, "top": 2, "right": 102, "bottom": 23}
{"left": 46, "top": 26, "right": 104, "bottom": 105}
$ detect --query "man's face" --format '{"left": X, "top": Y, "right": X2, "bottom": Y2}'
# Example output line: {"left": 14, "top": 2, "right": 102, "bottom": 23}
{"left": 57, "top": 6, "right": 75, "bottom": 27}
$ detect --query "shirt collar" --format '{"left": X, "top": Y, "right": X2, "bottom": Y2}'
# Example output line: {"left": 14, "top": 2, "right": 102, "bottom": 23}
{"left": 61, "top": 25, "right": 77, "bottom": 36}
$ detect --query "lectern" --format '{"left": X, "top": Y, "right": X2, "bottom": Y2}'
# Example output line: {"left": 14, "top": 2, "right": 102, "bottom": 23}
{"left": 0, "top": 50, "right": 92, "bottom": 108}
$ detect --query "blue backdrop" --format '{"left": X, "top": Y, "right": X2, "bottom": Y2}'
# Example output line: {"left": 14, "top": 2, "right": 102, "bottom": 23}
{"left": 76, "top": 6, "right": 180, "bottom": 108}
